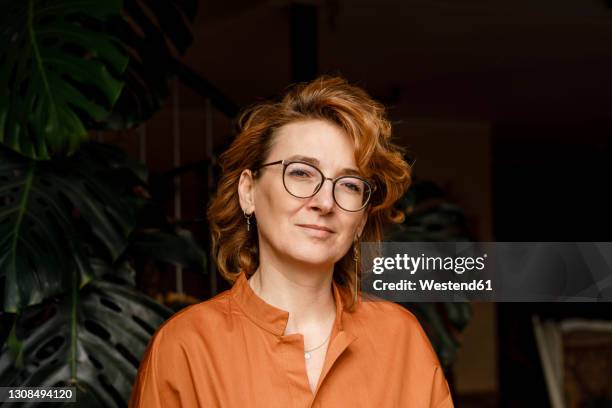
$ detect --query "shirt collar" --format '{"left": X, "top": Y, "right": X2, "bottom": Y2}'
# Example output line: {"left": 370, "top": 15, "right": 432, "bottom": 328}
{"left": 230, "top": 271, "right": 347, "bottom": 337}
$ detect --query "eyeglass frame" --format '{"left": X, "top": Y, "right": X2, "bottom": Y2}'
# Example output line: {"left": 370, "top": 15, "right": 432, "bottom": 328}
{"left": 252, "top": 159, "right": 377, "bottom": 212}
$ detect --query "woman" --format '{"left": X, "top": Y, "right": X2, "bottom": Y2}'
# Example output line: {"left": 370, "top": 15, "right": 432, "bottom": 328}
{"left": 129, "top": 76, "right": 454, "bottom": 407}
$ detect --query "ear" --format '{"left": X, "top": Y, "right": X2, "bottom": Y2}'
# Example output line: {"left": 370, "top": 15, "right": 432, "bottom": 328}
{"left": 238, "top": 169, "right": 256, "bottom": 214}
{"left": 355, "top": 211, "right": 368, "bottom": 240}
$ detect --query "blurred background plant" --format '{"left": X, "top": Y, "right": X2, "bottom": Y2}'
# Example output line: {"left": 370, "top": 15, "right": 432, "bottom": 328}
{"left": 384, "top": 179, "right": 473, "bottom": 371}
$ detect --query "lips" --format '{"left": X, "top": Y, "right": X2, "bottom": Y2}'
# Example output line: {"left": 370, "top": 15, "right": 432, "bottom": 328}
{"left": 296, "top": 224, "right": 335, "bottom": 233}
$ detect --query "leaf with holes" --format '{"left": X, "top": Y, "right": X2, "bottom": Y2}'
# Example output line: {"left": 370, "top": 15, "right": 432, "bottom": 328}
{"left": 0, "top": 0, "right": 128, "bottom": 159}
{"left": 0, "top": 141, "right": 146, "bottom": 312}
{"left": 0, "top": 278, "right": 172, "bottom": 406}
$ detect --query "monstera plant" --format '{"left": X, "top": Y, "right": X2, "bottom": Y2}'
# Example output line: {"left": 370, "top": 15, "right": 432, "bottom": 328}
{"left": 384, "top": 179, "right": 473, "bottom": 370}
{"left": 0, "top": 0, "right": 206, "bottom": 405}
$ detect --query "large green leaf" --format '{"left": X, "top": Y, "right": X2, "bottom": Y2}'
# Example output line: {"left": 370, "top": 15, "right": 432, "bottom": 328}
{"left": 128, "top": 228, "right": 208, "bottom": 274}
{"left": 0, "top": 276, "right": 172, "bottom": 406}
{"left": 100, "top": 0, "right": 198, "bottom": 129}
{"left": 0, "top": 0, "right": 128, "bottom": 159}
{"left": 0, "top": 142, "right": 146, "bottom": 312}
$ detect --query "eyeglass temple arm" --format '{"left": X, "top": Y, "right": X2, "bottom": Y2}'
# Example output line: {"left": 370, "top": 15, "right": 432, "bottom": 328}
{"left": 253, "top": 160, "right": 284, "bottom": 173}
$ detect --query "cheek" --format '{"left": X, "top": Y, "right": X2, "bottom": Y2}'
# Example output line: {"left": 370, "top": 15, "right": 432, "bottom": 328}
{"left": 256, "top": 183, "right": 299, "bottom": 226}
{"left": 337, "top": 215, "right": 363, "bottom": 239}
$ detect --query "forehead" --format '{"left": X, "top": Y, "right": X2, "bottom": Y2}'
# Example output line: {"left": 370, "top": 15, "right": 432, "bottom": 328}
{"left": 269, "top": 119, "right": 357, "bottom": 169}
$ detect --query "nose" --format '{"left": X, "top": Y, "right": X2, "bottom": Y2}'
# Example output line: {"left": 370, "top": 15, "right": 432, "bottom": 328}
{"left": 307, "top": 178, "right": 335, "bottom": 213}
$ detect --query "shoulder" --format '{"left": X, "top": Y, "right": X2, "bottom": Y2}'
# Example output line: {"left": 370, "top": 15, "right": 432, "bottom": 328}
{"left": 352, "top": 297, "right": 441, "bottom": 364}
{"left": 356, "top": 296, "right": 422, "bottom": 332}
{"left": 351, "top": 298, "right": 452, "bottom": 406}
{"left": 147, "top": 289, "right": 233, "bottom": 349}
{"left": 130, "top": 292, "right": 236, "bottom": 407}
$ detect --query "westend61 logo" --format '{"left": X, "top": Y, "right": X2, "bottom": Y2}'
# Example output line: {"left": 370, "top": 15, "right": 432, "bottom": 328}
{"left": 371, "top": 253, "right": 488, "bottom": 275}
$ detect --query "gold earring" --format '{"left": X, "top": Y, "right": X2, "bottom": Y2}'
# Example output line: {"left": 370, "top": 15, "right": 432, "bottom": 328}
{"left": 353, "top": 241, "right": 360, "bottom": 305}
{"left": 244, "top": 210, "right": 253, "bottom": 231}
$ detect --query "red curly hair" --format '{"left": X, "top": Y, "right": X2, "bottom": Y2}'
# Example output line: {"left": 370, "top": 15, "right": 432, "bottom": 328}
{"left": 207, "top": 76, "right": 412, "bottom": 311}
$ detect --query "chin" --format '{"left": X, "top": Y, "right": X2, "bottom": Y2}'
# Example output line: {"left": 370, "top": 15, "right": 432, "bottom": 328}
{"left": 289, "top": 248, "right": 336, "bottom": 265}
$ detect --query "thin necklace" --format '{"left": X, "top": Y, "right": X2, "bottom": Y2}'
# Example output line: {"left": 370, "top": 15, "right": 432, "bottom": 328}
{"left": 304, "top": 330, "right": 332, "bottom": 360}
{"left": 304, "top": 314, "right": 335, "bottom": 360}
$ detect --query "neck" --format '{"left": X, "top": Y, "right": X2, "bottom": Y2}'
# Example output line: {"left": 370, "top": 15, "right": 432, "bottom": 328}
{"left": 248, "top": 262, "right": 337, "bottom": 336}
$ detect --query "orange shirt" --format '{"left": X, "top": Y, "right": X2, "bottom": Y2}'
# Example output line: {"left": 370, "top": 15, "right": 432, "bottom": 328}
{"left": 129, "top": 271, "right": 454, "bottom": 407}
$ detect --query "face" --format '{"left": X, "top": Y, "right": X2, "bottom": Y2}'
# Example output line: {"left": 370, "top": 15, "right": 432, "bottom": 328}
{"left": 238, "top": 119, "right": 369, "bottom": 269}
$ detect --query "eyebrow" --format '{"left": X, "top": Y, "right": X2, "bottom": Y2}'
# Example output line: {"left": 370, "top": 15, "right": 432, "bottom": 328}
{"left": 286, "top": 155, "right": 362, "bottom": 176}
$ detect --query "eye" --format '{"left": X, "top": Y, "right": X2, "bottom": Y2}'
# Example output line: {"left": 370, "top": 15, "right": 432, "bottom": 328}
{"left": 286, "top": 163, "right": 317, "bottom": 178}
{"left": 288, "top": 169, "right": 312, "bottom": 178}
{"left": 340, "top": 180, "right": 363, "bottom": 193}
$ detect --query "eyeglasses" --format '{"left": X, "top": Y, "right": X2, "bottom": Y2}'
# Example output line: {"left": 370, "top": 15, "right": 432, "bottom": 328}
{"left": 252, "top": 159, "right": 376, "bottom": 212}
